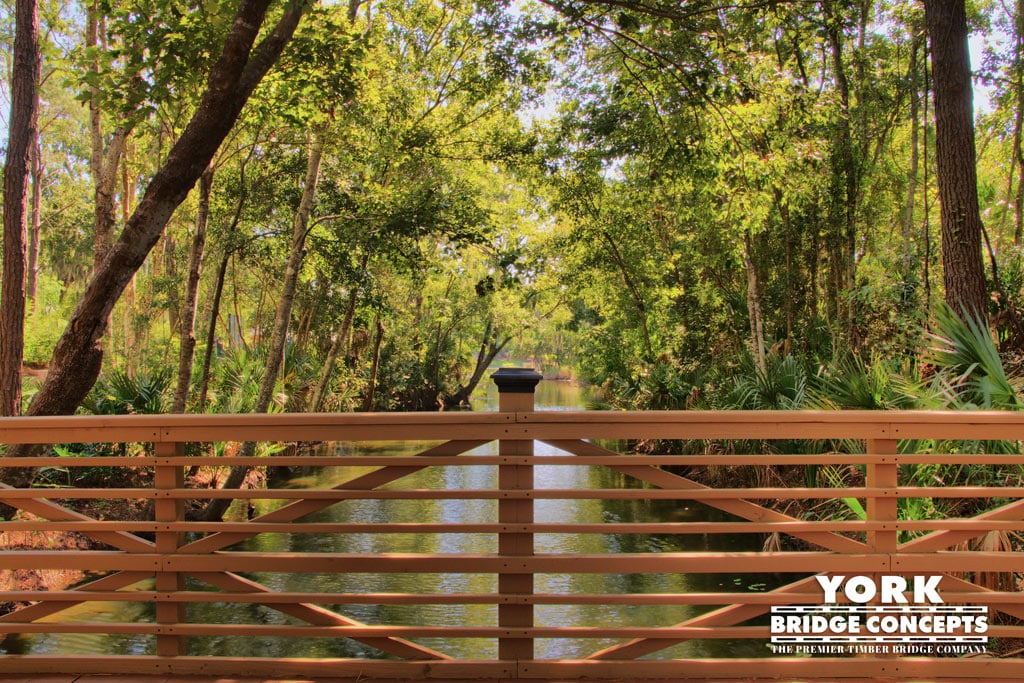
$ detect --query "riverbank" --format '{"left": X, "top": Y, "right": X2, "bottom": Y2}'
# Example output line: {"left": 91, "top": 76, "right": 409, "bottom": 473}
{"left": 0, "top": 513, "right": 92, "bottom": 615}
{"left": 0, "top": 464, "right": 251, "bottom": 620}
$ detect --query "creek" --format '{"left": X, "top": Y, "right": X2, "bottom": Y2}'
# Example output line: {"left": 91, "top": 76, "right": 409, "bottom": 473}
{"left": 4, "top": 377, "right": 778, "bottom": 660}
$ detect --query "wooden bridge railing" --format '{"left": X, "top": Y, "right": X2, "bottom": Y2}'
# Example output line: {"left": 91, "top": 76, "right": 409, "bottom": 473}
{"left": 1, "top": 370, "right": 1024, "bottom": 681}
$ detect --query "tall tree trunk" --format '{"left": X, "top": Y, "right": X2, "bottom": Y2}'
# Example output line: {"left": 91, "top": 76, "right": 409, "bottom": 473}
{"left": 809, "top": 210, "right": 820, "bottom": 324}
{"left": 27, "top": 138, "right": 42, "bottom": 307}
{"left": 743, "top": 231, "right": 767, "bottom": 373}
{"left": 1014, "top": 0, "right": 1024, "bottom": 245}
{"left": 310, "top": 271, "right": 363, "bottom": 413}
{"left": 362, "top": 318, "right": 385, "bottom": 412}
{"left": 903, "top": 29, "right": 921, "bottom": 278}
{"left": 198, "top": 253, "right": 230, "bottom": 412}
{"left": 199, "top": 134, "right": 323, "bottom": 521}
{"left": 823, "top": 3, "right": 859, "bottom": 347}
{"left": 253, "top": 135, "right": 323, "bottom": 414}
{"left": 165, "top": 233, "right": 181, "bottom": 335}
{"left": 93, "top": 130, "right": 128, "bottom": 269}
{"left": 774, "top": 188, "right": 794, "bottom": 354}
{"left": 121, "top": 141, "right": 138, "bottom": 369}
{"left": 310, "top": 330, "right": 346, "bottom": 412}
{"left": 172, "top": 165, "right": 215, "bottom": 413}
{"left": 1016, "top": 142, "right": 1024, "bottom": 246}
{"left": 196, "top": 143, "right": 256, "bottom": 411}
{"left": 86, "top": 1, "right": 130, "bottom": 271}
{"left": 923, "top": 0, "right": 988, "bottom": 318}
{"left": 0, "top": 0, "right": 41, "bottom": 416}
{"left": 923, "top": 53, "right": 933, "bottom": 310}
{"left": 294, "top": 295, "right": 317, "bottom": 350}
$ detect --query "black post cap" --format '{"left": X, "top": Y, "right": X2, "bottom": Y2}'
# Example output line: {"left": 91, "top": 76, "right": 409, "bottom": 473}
{"left": 491, "top": 367, "right": 542, "bottom": 393}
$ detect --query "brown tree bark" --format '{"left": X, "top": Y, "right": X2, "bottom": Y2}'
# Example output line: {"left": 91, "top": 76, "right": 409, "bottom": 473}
{"left": 252, "top": 134, "right": 323, "bottom": 416}
{"left": 361, "top": 318, "right": 385, "bottom": 411}
{"left": 27, "top": 138, "right": 42, "bottom": 307}
{"left": 1013, "top": 0, "right": 1024, "bottom": 245}
{"left": 903, "top": 29, "right": 922, "bottom": 277}
{"left": 923, "top": 0, "right": 988, "bottom": 318}
{"left": 86, "top": 1, "right": 132, "bottom": 271}
{"left": 172, "top": 165, "right": 215, "bottom": 412}
{"left": 743, "top": 231, "right": 767, "bottom": 374}
{"left": 13, "top": 0, "right": 309, "bottom": 423}
{"left": 197, "top": 254, "right": 230, "bottom": 413}
{"left": 92, "top": 130, "right": 128, "bottom": 269}
{"left": 310, "top": 274, "right": 362, "bottom": 413}
{"left": 823, "top": 3, "right": 859, "bottom": 348}
{"left": 0, "top": 0, "right": 41, "bottom": 416}
{"left": 199, "top": 134, "right": 323, "bottom": 521}
{"left": 445, "top": 318, "right": 512, "bottom": 408}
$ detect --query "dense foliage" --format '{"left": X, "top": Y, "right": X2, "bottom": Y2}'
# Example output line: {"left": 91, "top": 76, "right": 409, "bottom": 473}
{"left": 2, "top": 0, "right": 1023, "bottom": 418}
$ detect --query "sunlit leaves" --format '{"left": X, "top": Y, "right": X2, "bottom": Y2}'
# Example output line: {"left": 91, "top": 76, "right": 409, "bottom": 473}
{"left": 254, "top": 3, "right": 367, "bottom": 128}
{"left": 68, "top": 0, "right": 235, "bottom": 123}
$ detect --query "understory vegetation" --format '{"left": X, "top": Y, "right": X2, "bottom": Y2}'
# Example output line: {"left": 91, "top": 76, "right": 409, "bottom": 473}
{"left": 4, "top": 0, "right": 1024, "bottom": 583}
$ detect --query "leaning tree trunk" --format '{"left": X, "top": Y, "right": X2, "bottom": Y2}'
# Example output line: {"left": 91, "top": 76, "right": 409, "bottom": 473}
{"left": 252, "top": 135, "right": 323, "bottom": 415}
{"left": 199, "top": 135, "right": 323, "bottom": 522}
{"left": 309, "top": 303, "right": 355, "bottom": 412}
{"left": 172, "top": 165, "right": 215, "bottom": 413}
{"left": 0, "top": 0, "right": 41, "bottom": 417}
{"left": 196, "top": 144, "right": 256, "bottom": 411}
{"left": 445, "top": 319, "right": 511, "bottom": 408}
{"left": 923, "top": 0, "right": 989, "bottom": 318}
{"left": 773, "top": 188, "right": 795, "bottom": 355}
{"left": 310, "top": 253, "right": 367, "bottom": 412}
{"left": 0, "top": 0, "right": 310, "bottom": 489}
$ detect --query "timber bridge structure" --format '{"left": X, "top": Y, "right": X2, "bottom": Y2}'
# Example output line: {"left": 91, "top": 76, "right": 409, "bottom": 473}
{"left": 2, "top": 368, "right": 1024, "bottom": 682}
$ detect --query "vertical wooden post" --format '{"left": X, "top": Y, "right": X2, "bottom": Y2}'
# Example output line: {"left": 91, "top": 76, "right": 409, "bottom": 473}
{"left": 865, "top": 437, "right": 899, "bottom": 656}
{"left": 154, "top": 441, "right": 186, "bottom": 657}
{"left": 493, "top": 368, "right": 541, "bottom": 662}
{"left": 866, "top": 438, "right": 899, "bottom": 556}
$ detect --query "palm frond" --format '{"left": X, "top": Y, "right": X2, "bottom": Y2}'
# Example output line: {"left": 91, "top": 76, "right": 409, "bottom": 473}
{"left": 926, "top": 304, "right": 1022, "bottom": 409}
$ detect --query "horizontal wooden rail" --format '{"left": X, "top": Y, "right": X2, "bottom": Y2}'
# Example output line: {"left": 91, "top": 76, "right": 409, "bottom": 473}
{"left": 6, "top": 519, "right": 1024, "bottom": 534}
{"left": 11, "top": 627, "right": 765, "bottom": 643}
{"left": 6, "top": 484, "right": 1024, "bottom": 500}
{"left": 3, "top": 655, "right": 1022, "bottom": 681}
{"left": 2, "top": 407, "right": 1024, "bottom": 682}
{"left": 0, "top": 407, "right": 1023, "bottom": 441}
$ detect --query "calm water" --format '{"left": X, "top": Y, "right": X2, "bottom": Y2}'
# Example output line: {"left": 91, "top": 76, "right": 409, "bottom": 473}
{"left": 4, "top": 378, "right": 779, "bottom": 660}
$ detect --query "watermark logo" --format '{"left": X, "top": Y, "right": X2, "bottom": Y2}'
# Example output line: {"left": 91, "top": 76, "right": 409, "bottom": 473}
{"left": 769, "top": 575, "right": 988, "bottom": 655}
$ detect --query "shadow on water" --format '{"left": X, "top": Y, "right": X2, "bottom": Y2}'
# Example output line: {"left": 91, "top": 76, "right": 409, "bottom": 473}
{"left": 4, "top": 377, "right": 785, "bottom": 661}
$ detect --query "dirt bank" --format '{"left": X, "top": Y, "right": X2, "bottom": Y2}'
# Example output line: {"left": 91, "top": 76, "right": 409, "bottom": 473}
{"left": 0, "top": 512, "right": 93, "bottom": 616}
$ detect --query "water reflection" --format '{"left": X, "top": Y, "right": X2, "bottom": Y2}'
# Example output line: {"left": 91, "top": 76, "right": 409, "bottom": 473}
{"left": 4, "top": 377, "right": 779, "bottom": 661}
